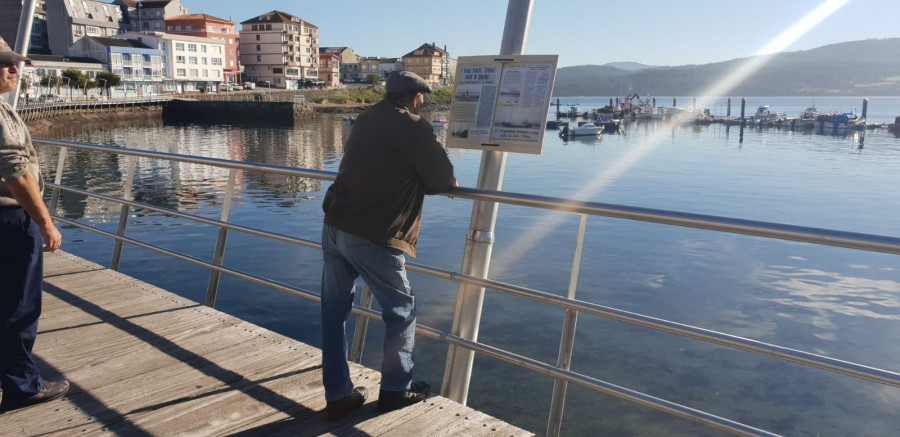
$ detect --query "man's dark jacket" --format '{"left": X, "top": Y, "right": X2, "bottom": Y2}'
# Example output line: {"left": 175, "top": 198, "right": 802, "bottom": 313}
{"left": 323, "top": 100, "right": 455, "bottom": 257}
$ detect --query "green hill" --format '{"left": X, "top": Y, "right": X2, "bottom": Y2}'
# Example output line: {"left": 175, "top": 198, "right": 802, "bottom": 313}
{"left": 553, "top": 38, "right": 900, "bottom": 96}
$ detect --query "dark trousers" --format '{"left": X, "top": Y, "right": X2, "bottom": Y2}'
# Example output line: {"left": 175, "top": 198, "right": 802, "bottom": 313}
{"left": 0, "top": 207, "right": 44, "bottom": 397}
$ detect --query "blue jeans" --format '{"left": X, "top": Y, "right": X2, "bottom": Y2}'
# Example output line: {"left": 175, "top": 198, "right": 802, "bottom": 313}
{"left": 0, "top": 207, "right": 45, "bottom": 398}
{"left": 320, "top": 225, "right": 416, "bottom": 401}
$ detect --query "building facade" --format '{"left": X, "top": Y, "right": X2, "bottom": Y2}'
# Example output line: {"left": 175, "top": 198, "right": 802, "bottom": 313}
{"left": 239, "top": 10, "right": 319, "bottom": 89}
{"left": 318, "top": 53, "right": 339, "bottom": 87}
{"left": 320, "top": 47, "right": 359, "bottom": 81}
{"left": 44, "top": 0, "right": 125, "bottom": 55}
{"left": 401, "top": 42, "right": 451, "bottom": 85}
{"left": 68, "top": 36, "right": 162, "bottom": 96}
{"left": 21, "top": 54, "right": 104, "bottom": 99}
{"left": 119, "top": 0, "right": 188, "bottom": 33}
{"left": 116, "top": 32, "right": 225, "bottom": 93}
{"left": 165, "top": 14, "right": 239, "bottom": 84}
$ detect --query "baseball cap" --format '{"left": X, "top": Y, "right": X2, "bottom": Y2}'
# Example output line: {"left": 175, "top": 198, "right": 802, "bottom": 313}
{"left": 0, "top": 36, "right": 30, "bottom": 65}
{"left": 386, "top": 71, "right": 432, "bottom": 94}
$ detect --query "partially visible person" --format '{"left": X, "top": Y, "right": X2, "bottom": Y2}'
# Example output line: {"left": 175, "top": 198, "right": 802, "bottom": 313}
{"left": 319, "top": 70, "right": 456, "bottom": 420}
{"left": 0, "top": 36, "right": 68, "bottom": 411}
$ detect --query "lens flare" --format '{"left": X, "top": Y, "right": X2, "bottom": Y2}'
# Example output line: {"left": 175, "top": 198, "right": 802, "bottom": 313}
{"left": 491, "top": 0, "right": 852, "bottom": 274}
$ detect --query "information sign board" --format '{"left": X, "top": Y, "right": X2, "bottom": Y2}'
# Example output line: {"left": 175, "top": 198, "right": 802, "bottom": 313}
{"left": 446, "top": 55, "right": 558, "bottom": 155}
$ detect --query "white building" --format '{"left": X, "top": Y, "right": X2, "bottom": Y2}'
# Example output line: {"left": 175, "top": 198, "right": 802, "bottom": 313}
{"left": 116, "top": 32, "right": 225, "bottom": 93}
{"left": 68, "top": 36, "right": 163, "bottom": 96}
{"left": 239, "top": 10, "right": 319, "bottom": 89}
{"left": 44, "top": 0, "right": 125, "bottom": 55}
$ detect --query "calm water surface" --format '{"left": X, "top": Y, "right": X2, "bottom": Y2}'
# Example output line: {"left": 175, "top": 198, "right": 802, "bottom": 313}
{"left": 37, "top": 96, "right": 900, "bottom": 436}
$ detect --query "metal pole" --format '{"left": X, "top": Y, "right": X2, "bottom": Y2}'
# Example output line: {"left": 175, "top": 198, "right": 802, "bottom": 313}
{"left": 349, "top": 283, "right": 374, "bottom": 363}
{"left": 49, "top": 148, "right": 67, "bottom": 213}
{"left": 727, "top": 98, "right": 732, "bottom": 117}
{"left": 672, "top": 97, "right": 677, "bottom": 108}
{"left": 441, "top": 0, "right": 533, "bottom": 405}
{"left": 862, "top": 98, "right": 868, "bottom": 120}
{"left": 205, "top": 168, "right": 237, "bottom": 307}
{"left": 547, "top": 214, "right": 588, "bottom": 437}
{"left": 111, "top": 156, "right": 138, "bottom": 270}
{"left": 9, "top": 0, "right": 38, "bottom": 110}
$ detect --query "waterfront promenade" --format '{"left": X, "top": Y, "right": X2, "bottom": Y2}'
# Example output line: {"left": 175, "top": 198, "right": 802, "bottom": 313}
{"left": 0, "top": 251, "right": 529, "bottom": 436}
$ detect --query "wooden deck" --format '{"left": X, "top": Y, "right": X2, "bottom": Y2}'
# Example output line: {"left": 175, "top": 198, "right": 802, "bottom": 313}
{"left": 0, "top": 251, "right": 531, "bottom": 436}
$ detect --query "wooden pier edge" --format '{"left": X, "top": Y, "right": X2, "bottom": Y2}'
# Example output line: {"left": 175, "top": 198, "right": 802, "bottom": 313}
{"left": 0, "top": 251, "right": 532, "bottom": 436}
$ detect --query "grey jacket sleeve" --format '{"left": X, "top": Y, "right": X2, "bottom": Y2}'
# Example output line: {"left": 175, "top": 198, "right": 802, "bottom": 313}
{"left": 0, "top": 116, "right": 33, "bottom": 181}
{"left": 410, "top": 121, "right": 455, "bottom": 195}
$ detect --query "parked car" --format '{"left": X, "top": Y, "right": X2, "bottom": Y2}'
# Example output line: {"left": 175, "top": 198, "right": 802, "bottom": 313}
{"left": 38, "top": 94, "right": 64, "bottom": 102}
{"left": 342, "top": 78, "right": 356, "bottom": 84}
{"left": 242, "top": 82, "right": 256, "bottom": 90}
{"left": 255, "top": 80, "right": 271, "bottom": 88}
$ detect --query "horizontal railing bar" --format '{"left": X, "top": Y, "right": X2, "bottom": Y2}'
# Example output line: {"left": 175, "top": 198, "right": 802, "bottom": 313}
{"left": 50, "top": 184, "right": 900, "bottom": 389}
{"left": 36, "top": 139, "right": 900, "bottom": 256}
{"left": 53, "top": 216, "right": 776, "bottom": 437}
{"left": 47, "top": 184, "right": 323, "bottom": 251}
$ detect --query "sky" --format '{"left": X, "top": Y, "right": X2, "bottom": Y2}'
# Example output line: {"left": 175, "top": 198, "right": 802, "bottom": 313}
{"left": 185, "top": 0, "right": 900, "bottom": 67}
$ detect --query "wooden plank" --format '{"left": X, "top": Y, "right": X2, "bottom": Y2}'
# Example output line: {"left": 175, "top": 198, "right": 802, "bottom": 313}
{"left": 0, "top": 251, "right": 530, "bottom": 436}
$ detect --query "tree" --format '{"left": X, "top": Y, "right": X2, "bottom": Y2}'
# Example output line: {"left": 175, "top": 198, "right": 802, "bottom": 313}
{"left": 95, "top": 72, "right": 122, "bottom": 98}
{"left": 367, "top": 74, "right": 382, "bottom": 86}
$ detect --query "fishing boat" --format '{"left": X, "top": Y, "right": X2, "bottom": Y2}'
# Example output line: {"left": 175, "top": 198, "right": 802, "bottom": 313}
{"left": 797, "top": 106, "right": 818, "bottom": 129}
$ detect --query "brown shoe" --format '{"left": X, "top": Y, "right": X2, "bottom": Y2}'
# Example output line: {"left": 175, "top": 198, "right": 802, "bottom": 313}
{"left": 2, "top": 380, "right": 69, "bottom": 411}
{"left": 325, "top": 387, "right": 367, "bottom": 421}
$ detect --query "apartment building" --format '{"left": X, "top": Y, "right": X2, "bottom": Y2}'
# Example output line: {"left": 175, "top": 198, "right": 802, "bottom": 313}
{"left": 318, "top": 53, "right": 339, "bottom": 87}
{"left": 114, "top": 0, "right": 188, "bottom": 32}
{"left": 401, "top": 42, "right": 451, "bottom": 85}
{"left": 165, "top": 14, "right": 240, "bottom": 84}
{"left": 116, "top": 32, "right": 225, "bottom": 93}
{"left": 320, "top": 47, "right": 359, "bottom": 81}
{"left": 44, "top": 0, "right": 125, "bottom": 55}
{"left": 68, "top": 36, "right": 162, "bottom": 96}
{"left": 239, "top": 11, "right": 319, "bottom": 89}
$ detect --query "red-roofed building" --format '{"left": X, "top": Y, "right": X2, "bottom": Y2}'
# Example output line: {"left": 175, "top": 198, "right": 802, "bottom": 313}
{"left": 165, "top": 13, "right": 239, "bottom": 84}
{"left": 318, "top": 53, "right": 339, "bottom": 87}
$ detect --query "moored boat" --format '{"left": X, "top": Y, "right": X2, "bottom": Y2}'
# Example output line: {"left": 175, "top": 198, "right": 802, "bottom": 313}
{"left": 571, "top": 122, "right": 604, "bottom": 136}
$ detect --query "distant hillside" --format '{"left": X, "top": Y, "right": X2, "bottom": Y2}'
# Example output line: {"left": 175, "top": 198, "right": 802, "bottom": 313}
{"left": 601, "top": 62, "right": 657, "bottom": 71}
{"left": 554, "top": 39, "right": 900, "bottom": 96}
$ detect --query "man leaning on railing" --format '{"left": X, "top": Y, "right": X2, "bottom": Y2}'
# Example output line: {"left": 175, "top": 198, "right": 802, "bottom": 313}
{"left": 0, "top": 37, "right": 68, "bottom": 412}
{"left": 319, "top": 70, "right": 457, "bottom": 420}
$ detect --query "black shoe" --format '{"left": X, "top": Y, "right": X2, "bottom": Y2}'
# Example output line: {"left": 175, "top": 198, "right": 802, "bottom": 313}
{"left": 377, "top": 380, "right": 430, "bottom": 412}
{"left": 325, "top": 386, "right": 367, "bottom": 421}
{"left": 1, "top": 380, "right": 69, "bottom": 411}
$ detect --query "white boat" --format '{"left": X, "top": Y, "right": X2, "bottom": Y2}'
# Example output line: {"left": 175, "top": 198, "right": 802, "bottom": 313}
{"left": 571, "top": 122, "right": 604, "bottom": 136}
{"left": 430, "top": 114, "right": 449, "bottom": 129}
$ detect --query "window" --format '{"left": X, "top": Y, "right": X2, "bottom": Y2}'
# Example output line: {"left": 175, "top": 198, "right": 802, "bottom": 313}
{"left": 265, "top": 24, "right": 272, "bottom": 30}
{"left": 175, "top": 42, "right": 184, "bottom": 51}
{"left": 175, "top": 56, "right": 185, "bottom": 64}
{"left": 85, "top": 26, "right": 100, "bottom": 35}
{"left": 200, "top": 45, "right": 206, "bottom": 53}
{"left": 273, "top": 68, "right": 283, "bottom": 74}
{"left": 154, "top": 22, "right": 161, "bottom": 29}
{"left": 202, "top": 70, "right": 208, "bottom": 78}
{"left": 201, "top": 58, "right": 207, "bottom": 65}
{"left": 186, "top": 25, "right": 192, "bottom": 31}
{"left": 187, "top": 44, "right": 197, "bottom": 52}
{"left": 143, "top": 68, "right": 152, "bottom": 76}
{"left": 208, "top": 26, "right": 215, "bottom": 31}
{"left": 189, "top": 57, "right": 197, "bottom": 65}
{"left": 211, "top": 58, "right": 222, "bottom": 66}
{"left": 175, "top": 25, "right": 181, "bottom": 31}
{"left": 189, "top": 69, "right": 198, "bottom": 77}
{"left": 255, "top": 35, "right": 260, "bottom": 41}
{"left": 256, "top": 55, "right": 261, "bottom": 62}
{"left": 252, "top": 24, "right": 258, "bottom": 31}
{"left": 256, "top": 45, "right": 261, "bottom": 51}
{"left": 176, "top": 68, "right": 186, "bottom": 76}
{"left": 228, "top": 39, "right": 233, "bottom": 44}
{"left": 122, "top": 53, "right": 131, "bottom": 62}
{"left": 143, "top": 54, "right": 151, "bottom": 63}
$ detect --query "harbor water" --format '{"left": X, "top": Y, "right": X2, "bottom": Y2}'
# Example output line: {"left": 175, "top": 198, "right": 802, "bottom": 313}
{"left": 36, "top": 96, "right": 900, "bottom": 436}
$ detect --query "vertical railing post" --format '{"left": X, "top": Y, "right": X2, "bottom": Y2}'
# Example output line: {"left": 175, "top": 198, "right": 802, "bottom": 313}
{"left": 441, "top": 0, "right": 533, "bottom": 405}
{"left": 546, "top": 214, "right": 588, "bottom": 437}
{"left": 110, "top": 156, "right": 137, "bottom": 271}
{"left": 49, "top": 147, "right": 67, "bottom": 214}
{"left": 348, "top": 283, "right": 374, "bottom": 363}
{"left": 204, "top": 168, "right": 237, "bottom": 307}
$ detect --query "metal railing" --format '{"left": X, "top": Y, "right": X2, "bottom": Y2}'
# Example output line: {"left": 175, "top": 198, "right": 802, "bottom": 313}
{"left": 16, "top": 96, "right": 171, "bottom": 122}
{"left": 38, "top": 139, "right": 900, "bottom": 437}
